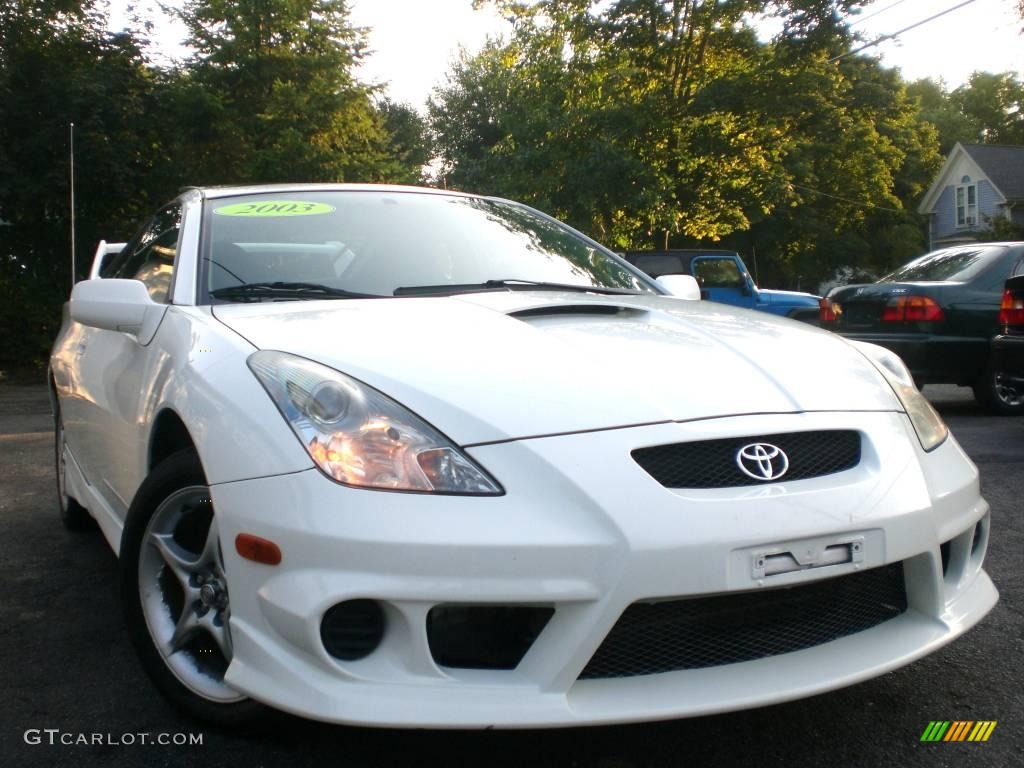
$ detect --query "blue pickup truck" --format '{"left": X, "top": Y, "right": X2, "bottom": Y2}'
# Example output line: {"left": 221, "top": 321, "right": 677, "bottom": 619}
{"left": 623, "top": 249, "right": 821, "bottom": 321}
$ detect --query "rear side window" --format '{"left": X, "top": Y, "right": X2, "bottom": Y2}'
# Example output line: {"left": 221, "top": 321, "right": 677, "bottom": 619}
{"left": 628, "top": 253, "right": 687, "bottom": 278}
{"left": 882, "top": 246, "right": 1006, "bottom": 283}
{"left": 693, "top": 257, "right": 743, "bottom": 288}
{"left": 101, "top": 206, "right": 181, "bottom": 302}
{"left": 1012, "top": 254, "right": 1024, "bottom": 278}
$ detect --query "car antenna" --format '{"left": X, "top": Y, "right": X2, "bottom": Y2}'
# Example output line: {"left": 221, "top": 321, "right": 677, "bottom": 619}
{"left": 69, "top": 122, "right": 76, "bottom": 290}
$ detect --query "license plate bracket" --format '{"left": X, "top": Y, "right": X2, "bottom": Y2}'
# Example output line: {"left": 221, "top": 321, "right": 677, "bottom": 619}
{"left": 751, "top": 536, "right": 865, "bottom": 579}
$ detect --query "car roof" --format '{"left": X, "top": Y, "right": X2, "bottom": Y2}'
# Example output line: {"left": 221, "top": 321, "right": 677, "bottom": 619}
{"left": 931, "top": 242, "right": 1024, "bottom": 249}
{"left": 623, "top": 249, "right": 738, "bottom": 256}
{"left": 190, "top": 183, "right": 477, "bottom": 201}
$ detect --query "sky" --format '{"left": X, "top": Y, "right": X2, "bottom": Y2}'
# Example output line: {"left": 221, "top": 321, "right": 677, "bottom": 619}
{"left": 838, "top": 0, "right": 1022, "bottom": 86}
{"left": 107, "top": 0, "right": 1024, "bottom": 106}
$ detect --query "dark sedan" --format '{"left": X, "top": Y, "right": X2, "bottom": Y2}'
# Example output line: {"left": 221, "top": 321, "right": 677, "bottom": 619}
{"left": 993, "top": 268, "right": 1024, "bottom": 409}
{"left": 821, "top": 242, "right": 1024, "bottom": 415}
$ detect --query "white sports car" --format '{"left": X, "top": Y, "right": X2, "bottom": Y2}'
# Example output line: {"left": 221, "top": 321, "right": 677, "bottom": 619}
{"left": 50, "top": 185, "right": 997, "bottom": 727}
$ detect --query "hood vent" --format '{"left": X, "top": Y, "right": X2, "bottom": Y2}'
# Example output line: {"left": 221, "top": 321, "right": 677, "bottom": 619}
{"left": 509, "top": 304, "right": 644, "bottom": 320}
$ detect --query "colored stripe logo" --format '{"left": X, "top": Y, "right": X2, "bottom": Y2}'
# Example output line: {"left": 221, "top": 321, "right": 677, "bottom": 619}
{"left": 920, "top": 721, "right": 997, "bottom": 742}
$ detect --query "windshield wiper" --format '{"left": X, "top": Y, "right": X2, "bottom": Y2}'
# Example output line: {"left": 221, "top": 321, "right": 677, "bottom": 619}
{"left": 394, "top": 279, "right": 642, "bottom": 297}
{"left": 210, "top": 282, "right": 380, "bottom": 302}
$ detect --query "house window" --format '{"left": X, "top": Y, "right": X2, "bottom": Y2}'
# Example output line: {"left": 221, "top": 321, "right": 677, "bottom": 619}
{"left": 956, "top": 176, "right": 977, "bottom": 227}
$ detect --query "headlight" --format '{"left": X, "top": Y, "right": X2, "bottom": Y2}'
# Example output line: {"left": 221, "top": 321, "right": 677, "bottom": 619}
{"left": 851, "top": 341, "right": 949, "bottom": 451}
{"left": 248, "top": 351, "right": 503, "bottom": 494}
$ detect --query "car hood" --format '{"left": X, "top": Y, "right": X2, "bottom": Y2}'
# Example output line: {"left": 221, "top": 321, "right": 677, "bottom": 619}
{"left": 758, "top": 288, "right": 821, "bottom": 306}
{"left": 213, "top": 292, "right": 900, "bottom": 445}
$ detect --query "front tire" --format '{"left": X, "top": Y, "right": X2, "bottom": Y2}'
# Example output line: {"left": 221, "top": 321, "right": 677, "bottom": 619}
{"left": 120, "top": 449, "right": 263, "bottom": 724}
{"left": 974, "top": 366, "right": 1024, "bottom": 416}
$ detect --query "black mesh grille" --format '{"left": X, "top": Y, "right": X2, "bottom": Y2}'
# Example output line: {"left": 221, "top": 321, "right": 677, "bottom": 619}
{"left": 579, "top": 562, "right": 906, "bottom": 679}
{"left": 632, "top": 430, "right": 861, "bottom": 489}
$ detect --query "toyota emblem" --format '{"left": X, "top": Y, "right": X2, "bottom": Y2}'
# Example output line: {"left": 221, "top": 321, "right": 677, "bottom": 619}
{"left": 736, "top": 443, "right": 789, "bottom": 481}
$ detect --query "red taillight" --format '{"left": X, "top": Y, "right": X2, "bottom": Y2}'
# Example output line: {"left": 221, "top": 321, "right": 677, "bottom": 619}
{"left": 819, "top": 297, "right": 841, "bottom": 323}
{"left": 235, "top": 533, "right": 282, "bottom": 565}
{"left": 999, "top": 288, "right": 1024, "bottom": 328}
{"left": 881, "top": 296, "right": 944, "bottom": 323}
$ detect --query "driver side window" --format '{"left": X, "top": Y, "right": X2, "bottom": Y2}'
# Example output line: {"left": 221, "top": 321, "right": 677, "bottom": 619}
{"left": 101, "top": 206, "right": 182, "bottom": 303}
{"left": 693, "top": 258, "right": 744, "bottom": 288}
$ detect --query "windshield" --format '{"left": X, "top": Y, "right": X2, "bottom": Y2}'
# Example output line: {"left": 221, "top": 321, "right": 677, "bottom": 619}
{"left": 199, "top": 190, "right": 655, "bottom": 302}
{"left": 880, "top": 246, "right": 1007, "bottom": 283}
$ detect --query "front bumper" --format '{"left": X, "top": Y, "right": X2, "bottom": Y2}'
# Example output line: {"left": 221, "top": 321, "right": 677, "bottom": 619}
{"left": 210, "top": 411, "right": 996, "bottom": 727}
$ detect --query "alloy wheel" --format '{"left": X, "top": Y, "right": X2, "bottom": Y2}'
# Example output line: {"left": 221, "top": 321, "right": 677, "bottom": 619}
{"left": 137, "top": 486, "right": 243, "bottom": 703}
{"left": 994, "top": 373, "right": 1024, "bottom": 408}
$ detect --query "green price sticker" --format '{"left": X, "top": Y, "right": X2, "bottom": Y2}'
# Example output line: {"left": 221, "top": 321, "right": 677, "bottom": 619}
{"left": 214, "top": 201, "right": 336, "bottom": 217}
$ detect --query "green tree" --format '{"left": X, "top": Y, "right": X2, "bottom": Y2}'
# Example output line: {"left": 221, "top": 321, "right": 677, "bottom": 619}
{"left": 0, "top": 0, "right": 435, "bottom": 374}
{"left": 950, "top": 71, "right": 1024, "bottom": 145}
{"left": 726, "top": 56, "right": 941, "bottom": 290}
{"left": 906, "top": 78, "right": 982, "bottom": 154}
{"left": 0, "top": 0, "right": 180, "bottom": 373}
{"left": 909, "top": 72, "right": 1024, "bottom": 154}
{"left": 377, "top": 99, "right": 432, "bottom": 184}
{"left": 432, "top": 1, "right": 858, "bottom": 245}
{"left": 430, "top": 0, "right": 933, "bottom": 289}
{"left": 979, "top": 213, "right": 1024, "bottom": 242}
{"left": 175, "top": 0, "right": 401, "bottom": 184}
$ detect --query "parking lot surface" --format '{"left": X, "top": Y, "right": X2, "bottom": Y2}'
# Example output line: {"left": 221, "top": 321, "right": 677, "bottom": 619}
{"left": 0, "top": 384, "right": 1020, "bottom": 768}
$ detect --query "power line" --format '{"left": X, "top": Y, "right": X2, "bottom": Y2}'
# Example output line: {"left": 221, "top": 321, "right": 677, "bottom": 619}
{"left": 848, "top": 0, "right": 911, "bottom": 28}
{"left": 829, "top": 0, "right": 978, "bottom": 63}
{"left": 789, "top": 183, "right": 906, "bottom": 213}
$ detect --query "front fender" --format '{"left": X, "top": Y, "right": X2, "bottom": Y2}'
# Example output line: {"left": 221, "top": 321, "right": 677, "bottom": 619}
{"left": 141, "top": 307, "right": 313, "bottom": 488}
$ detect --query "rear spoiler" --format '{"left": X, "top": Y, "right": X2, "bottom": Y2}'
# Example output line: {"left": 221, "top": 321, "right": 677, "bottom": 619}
{"left": 89, "top": 240, "right": 126, "bottom": 279}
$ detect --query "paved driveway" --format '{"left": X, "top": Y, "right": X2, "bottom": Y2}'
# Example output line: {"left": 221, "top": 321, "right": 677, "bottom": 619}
{"left": 0, "top": 384, "right": 1020, "bottom": 767}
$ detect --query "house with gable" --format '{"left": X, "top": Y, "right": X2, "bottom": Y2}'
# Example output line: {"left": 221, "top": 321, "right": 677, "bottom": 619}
{"left": 917, "top": 143, "right": 1024, "bottom": 248}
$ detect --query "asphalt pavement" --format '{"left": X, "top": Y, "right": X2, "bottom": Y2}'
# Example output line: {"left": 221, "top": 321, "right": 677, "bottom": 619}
{"left": 0, "top": 383, "right": 1020, "bottom": 768}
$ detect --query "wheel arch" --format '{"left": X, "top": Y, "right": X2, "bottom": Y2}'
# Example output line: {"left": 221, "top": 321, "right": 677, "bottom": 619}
{"left": 47, "top": 368, "right": 59, "bottom": 422}
{"left": 149, "top": 408, "right": 199, "bottom": 473}
{"left": 116, "top": 307, "right": 311, "bottom": 488}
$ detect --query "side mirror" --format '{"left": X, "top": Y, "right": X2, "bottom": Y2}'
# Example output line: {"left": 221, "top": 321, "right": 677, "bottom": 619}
{"left": 88, "top": 240, "right": 126, "bottom": 280}
{"left": 656, "top": 274, "right": 702, "bottom": 301}
{"left": 70, "top": 279, "right": 165, "bottom": 343}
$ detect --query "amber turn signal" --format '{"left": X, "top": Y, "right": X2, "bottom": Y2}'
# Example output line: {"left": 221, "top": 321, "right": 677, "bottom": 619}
{"left": 235, "top": 533, "right": 282, "bottom": 565}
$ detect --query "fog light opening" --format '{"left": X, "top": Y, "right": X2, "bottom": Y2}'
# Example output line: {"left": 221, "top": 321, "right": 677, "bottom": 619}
{"left": 427, "top": 605, "right": 554, "bottom": 670}
{"left": 970, "top": 520, "right": 985, "bottom": 558}
{"left": 320, "top": 599, "right": 386, "bottom": 661}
